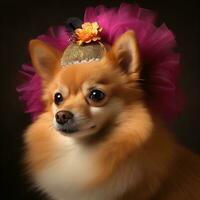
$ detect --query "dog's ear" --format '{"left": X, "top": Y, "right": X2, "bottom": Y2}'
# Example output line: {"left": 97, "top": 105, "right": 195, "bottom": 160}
{"left": 29, "top": 40, "right": 61, "bottom": 81}
{"left": 110, "top": 31, "right": 140, "bottom": 76}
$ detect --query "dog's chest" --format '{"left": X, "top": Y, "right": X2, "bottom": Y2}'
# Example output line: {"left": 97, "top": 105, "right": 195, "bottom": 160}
{"left": 32, "top": 134, "right": 142, "bottom": 200}
{"left": 34, "top": 138, "right": 112, "bottom": 200}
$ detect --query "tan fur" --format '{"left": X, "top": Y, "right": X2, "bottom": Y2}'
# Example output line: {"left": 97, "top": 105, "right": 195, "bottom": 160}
{"left": 24, "top": 31, "right": 200, "bottom": 200}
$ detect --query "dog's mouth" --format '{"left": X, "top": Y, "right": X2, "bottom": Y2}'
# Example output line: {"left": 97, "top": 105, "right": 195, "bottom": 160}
{"left": 57, "top": 119, "right": 79, "bottom": 133}
{"left": 58, "top": 126, "right": 78, "bottom": 134}
{"left": 55, "top": 120, "right": 97, "bottom": 136}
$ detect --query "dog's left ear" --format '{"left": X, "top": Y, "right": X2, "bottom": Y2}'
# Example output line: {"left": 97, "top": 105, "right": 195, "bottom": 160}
{"left": 110, "top": 31, "right": 140, "bottom": 76}
{"left": 29, "top": 39, "right": 61, "bottom": 82}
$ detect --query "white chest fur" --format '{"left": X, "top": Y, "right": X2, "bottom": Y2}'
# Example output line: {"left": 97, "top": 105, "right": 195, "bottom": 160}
{"left": 33, "top": 134, "right": 141, "bottom": 200}
{"left": 34, "top": 135, "right": 96, "bottom": 200}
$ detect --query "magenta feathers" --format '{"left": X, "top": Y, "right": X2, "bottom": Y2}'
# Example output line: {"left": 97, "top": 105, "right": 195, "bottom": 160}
{"left": 17, "top": 3, "right": 183, "bottom": 122}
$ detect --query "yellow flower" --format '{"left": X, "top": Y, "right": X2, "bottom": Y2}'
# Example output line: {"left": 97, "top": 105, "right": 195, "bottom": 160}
{"left": 75, "top": 22, "right": 102, "bottom": 45}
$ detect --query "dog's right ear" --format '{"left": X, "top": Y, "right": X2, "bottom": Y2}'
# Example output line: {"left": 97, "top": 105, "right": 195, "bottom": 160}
{"left": 29, "top": 40, "right": 61, "bottom": 82}
{"left": 108, "top": 31, "right": 140, "bottom": 79}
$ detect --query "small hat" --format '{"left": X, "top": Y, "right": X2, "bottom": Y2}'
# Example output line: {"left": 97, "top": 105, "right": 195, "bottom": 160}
{"left": 61, "top": 20, "right": 107, "bottom": 66}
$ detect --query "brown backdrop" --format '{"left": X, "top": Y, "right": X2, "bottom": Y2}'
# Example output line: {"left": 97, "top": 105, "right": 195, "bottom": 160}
{"left": 0, "top": 0, "right": 199, "bottom": 199}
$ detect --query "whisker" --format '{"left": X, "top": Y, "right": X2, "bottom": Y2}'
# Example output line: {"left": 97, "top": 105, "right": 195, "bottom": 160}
{"left": 136, "top": 78, "right": 145, "bottom": 82}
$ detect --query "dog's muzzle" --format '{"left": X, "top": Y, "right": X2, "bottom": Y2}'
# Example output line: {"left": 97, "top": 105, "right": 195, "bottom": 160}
{"left": 55, "top": 110, "right": 78, "bottom": 133}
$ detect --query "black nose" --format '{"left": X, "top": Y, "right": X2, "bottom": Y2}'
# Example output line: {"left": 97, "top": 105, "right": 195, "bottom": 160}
{"left": 55, "top": 110, "right": 74, "bottom": 125}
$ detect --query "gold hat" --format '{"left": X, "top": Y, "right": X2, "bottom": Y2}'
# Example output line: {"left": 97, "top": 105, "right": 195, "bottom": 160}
{"left": 61, "top": 22, "right": 107, "bottom": 66}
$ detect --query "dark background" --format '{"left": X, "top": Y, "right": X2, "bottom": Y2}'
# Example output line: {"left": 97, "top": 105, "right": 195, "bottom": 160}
{"left": 0, "top": 0, "right": 199, "bottom": 199}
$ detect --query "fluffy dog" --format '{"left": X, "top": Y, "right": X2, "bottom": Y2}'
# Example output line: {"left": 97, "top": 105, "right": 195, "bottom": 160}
{"left": 24, "top": 31, "right": 200, "bottom": 200}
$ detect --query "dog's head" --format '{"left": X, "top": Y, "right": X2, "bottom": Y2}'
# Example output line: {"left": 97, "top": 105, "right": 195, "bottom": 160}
{"left": 29, "top": 31, "right": 143, "bottom": 137}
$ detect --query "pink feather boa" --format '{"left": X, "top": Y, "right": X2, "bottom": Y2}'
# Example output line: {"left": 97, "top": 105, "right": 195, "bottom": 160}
{"left": 17, "top": 3, "right": 184, "bottom": 122}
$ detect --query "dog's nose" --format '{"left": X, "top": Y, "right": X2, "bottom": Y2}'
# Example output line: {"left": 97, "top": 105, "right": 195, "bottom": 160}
{"left": 55, "top": 110, "right": 74, "bottom": 125}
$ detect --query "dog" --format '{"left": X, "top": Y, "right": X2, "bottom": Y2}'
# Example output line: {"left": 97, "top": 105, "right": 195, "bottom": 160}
{"left": 24, "top": 31, "right": 200, "bottom": 200}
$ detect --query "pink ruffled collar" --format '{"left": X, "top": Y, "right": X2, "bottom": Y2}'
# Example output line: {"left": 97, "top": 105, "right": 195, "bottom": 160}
{"left": 17, "top": 3, "right": 184, "bottom": 122}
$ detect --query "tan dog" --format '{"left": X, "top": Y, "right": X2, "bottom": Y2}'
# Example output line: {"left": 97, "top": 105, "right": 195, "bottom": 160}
{"left": 24, "top": 31, "right": 200, "bottom": 200}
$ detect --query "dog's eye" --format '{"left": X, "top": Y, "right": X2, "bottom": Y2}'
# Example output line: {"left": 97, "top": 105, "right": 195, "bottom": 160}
{"left": 88, "top": 89, "right": 105, "bottom": 102}
{"left": 54, "top": 92, "right": 63, "bottom": 105}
